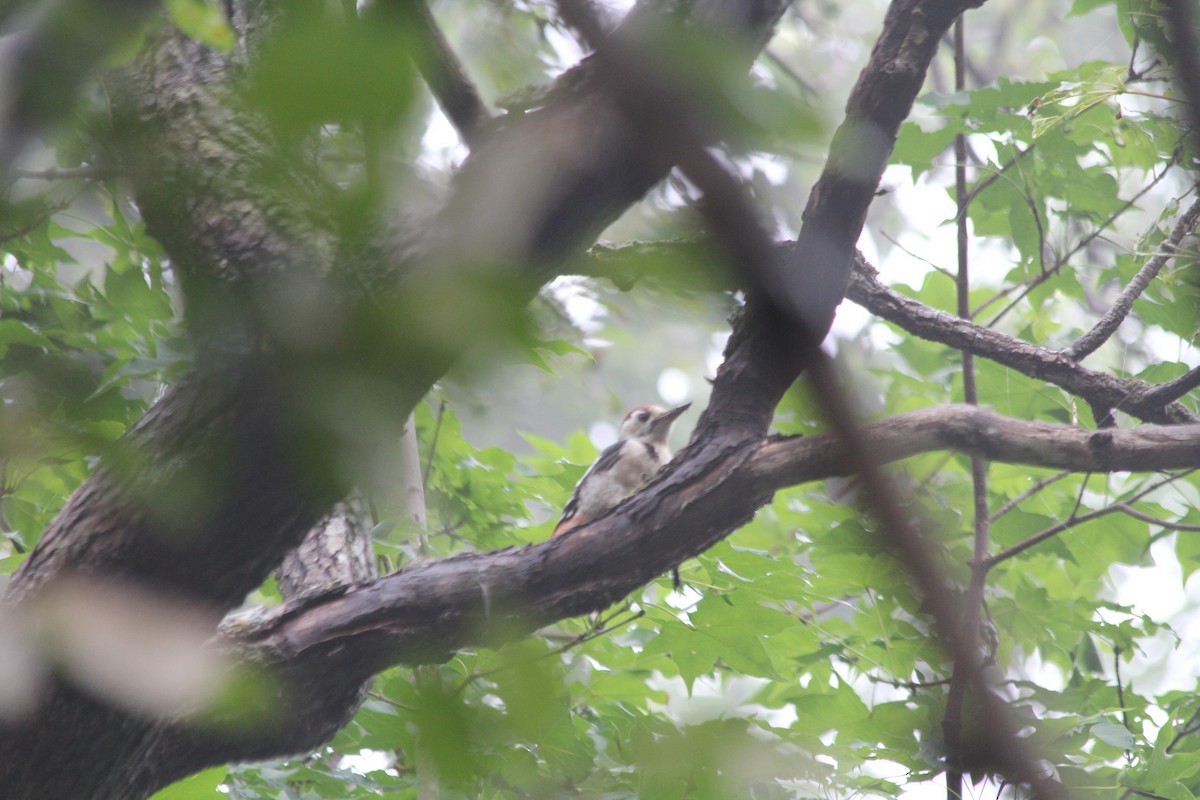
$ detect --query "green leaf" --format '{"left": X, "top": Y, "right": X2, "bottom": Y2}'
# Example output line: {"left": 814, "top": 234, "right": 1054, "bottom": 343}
{"left": 1091, "top": 719, "right": 1136, "bottom": 750}
{"left": 148, "top": 766, "right": 227, "bottom": 799}
{"left": 165, "top": 0, "right": 235, "bottom": 52}
{"left": 1070, "top": 0, "right": 1116, "bottom": 14}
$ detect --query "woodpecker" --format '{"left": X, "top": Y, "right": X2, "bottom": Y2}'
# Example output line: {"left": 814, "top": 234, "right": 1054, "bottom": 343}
{"left": 552, "top": 403, "right": 691, "bottom": 537}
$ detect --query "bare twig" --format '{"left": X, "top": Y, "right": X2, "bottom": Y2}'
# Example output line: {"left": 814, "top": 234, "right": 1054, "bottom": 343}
{"left": 454, "top": 607, "right": 644, "bottom": 694}
{"left": 956, "top": 145, "right": 1034, "bottom": 226}
{"left": 976, "top": 163, "right": 1175, "bottom": 324}
{"left": 0, "top": 196, "right": 73, "bottom": 245}
{"left": 944, "top": 19, "right": 990, "bottom": 796}
{"left": 988, "top": 470, "right": 1072, "bottom": 523}
{"left": 1166, "top": 707, "right": 1200, "bottom": 753}
{"left": 1114, "top": 646, "right": 1132, "bottom": 737}
{"left": 421, "top": 398, "right": 447, "bottom": 495}
{"left": 1063, "top": 194, "right": 1200, "bottom": 361}
{"left": 980, "top": 469, "right": 1198, "bottom": 569}
{"left": 867, "top": 672, "right": 953, "bottom": 690}
{"left": 1116, "top": 502, "right": 1200, "bottom": 532}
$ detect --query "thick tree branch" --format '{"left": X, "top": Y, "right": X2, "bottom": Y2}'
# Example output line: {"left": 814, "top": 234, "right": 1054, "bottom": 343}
{"left": 749, "top": 405, "right": 1200, "bottom": 483}
{"left": 175, "top": 403, "right": 1200, "bottom": 759}
{"left": 697, "top": 0, "right": 987, "bottom": 446}
{"left": 121, "top": 403, "right": 1200, "bottom": 770}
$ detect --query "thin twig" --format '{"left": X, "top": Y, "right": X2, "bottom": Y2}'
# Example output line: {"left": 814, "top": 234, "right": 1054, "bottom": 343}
{"left": 1123, "top": 790, "right": 1173, "bottom": 800}
{"left": 944, "top": 21, "right": 991, "bottom": 797}
{"left": 1166, "top": 707, "right": 1200, "bottom": 753}
{"left": 0, "top": 196, "right": 74, "bottom": 245}
{"left": 987, "top": 470, "right": 1072, "bottom": 523}
{"left": 981, "top": 469, "right": 1198, "bottom": 570}
{"left": 956, "top": 144, "right": 1034, "bottom": 224}
{"left": 975, "top": 161, "right": 1175, "bottom": 323}
{"left": 913, "top": 453, "right": 955, "bottom": 494}
{"left": 867, "top": 672, "right": 954, "bottom": 690}
{"left": 1063, "top": 193, "right": 1200, "bottom": 361}
{"left": 1117, "top": 502, "right": 1200, "bottom": 532}
{"left": 880, "top": 230, "right": 956, "bottom": 281}
{"left": 764, "top": 49, "right": 817, "bottom": 97}
{"left": 454, "top": 607, "right": 644, "bottom": 694}
{"left": 1114, "top": 646, "right": 1132, "bottom": 739}
{"left": 421, "top": 399, "right": 447, "bottom": 494}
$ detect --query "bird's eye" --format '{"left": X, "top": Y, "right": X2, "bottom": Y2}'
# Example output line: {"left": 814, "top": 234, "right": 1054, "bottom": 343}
{"left": 636, "top": 411, "right": 650, "bottom": 421}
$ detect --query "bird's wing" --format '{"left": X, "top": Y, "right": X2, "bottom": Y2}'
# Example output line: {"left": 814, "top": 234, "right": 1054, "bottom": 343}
{"left": 553, "top": 440, "right": 626, "bottom": 536}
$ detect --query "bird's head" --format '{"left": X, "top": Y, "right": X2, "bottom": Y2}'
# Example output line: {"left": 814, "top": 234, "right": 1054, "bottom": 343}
{"left": 618, "top": 402, "right": 691, "bottom": 443}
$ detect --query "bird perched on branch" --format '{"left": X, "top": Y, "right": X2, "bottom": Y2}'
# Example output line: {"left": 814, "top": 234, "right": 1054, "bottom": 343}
{"left": 552, "top": 403, "right": 691, "bottom": 538}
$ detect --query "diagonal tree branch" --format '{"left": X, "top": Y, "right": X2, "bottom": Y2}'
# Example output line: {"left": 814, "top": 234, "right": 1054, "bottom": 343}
{"left": 574, "top": 243, "right": 1199, "bottom": 425}
{"left": 975, "top": 160, "right": 1177, "bottom": 325}
{"left": 1142, "top": 365, "right": 1200, "bottom": 408}
{"left": 389, "top": 0, "right": 491, "bottom": 146}
{"left": 844, "top": 256, "right": 1199, "bottom": 424}
{"left": 550, "top": 0, "right": 1064, "bottom": 793}
{"left": 980, "top": 468, "right": 1197, "bottom": 569}
{"left": 1062, "top": 192, "right": 1200, "bottom": 361}
{"left": 151, "top": 402, "right": 1200, "bottom": 767}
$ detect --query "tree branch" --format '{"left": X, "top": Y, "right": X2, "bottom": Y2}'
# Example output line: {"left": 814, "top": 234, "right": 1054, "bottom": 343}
{"left": 980, "top": 469, "right": 1196, "bottom": 569}
{"left": 1142, "top": 365, "right": 1200, "bottom": 409}
{"left": 167, "top": 404, "right": 1200, "bottom": 766}
{"left": 845, "top": 256, "right": 1199, "bottom": 424}
{"left": 1062, "top": 193, "right": 1200, "bottom": 361}
{"left": 390, "top": 0, "right": 491, "bottom": 146}
{"left": 975, "top": 162, "right": 1176, "bottom": 325}
{"left": 574, "top": 244, "right": 1200, "bottom": 425}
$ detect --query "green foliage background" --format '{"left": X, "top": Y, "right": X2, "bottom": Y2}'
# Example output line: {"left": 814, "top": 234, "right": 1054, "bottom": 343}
{"left": 2, "top": 0, "right": 1200, "bottom": 797}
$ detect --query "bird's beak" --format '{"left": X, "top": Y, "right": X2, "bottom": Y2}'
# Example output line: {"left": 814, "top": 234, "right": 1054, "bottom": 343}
{"left": 652, "top": 402, "right": 691, "bottom": 431}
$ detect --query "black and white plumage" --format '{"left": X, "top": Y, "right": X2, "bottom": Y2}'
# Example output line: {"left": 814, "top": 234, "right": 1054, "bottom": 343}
{"left": 552, "top": 403, "right": 690, "bottom": 537}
